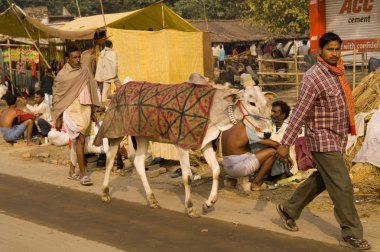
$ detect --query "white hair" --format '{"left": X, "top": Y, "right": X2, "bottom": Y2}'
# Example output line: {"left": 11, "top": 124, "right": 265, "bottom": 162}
{"left": 188, "top": 73, "right": 207, "bottom": 85}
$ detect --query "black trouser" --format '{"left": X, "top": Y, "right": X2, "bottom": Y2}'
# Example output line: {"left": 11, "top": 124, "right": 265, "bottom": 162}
{"left": 283, "top": 151, "right": 363, "bottom": 238}
{"left": 37, "top": 119, "right": 52, "bottom": 137}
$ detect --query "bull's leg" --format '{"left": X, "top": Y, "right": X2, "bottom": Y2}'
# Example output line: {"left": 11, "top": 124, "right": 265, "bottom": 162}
{"left": 134, "top": 137, "right": 160, "bottom": 209}
{"left": 202, "top": 142, "right": 220, "bottom": 214}
{"left": 177, "top": 147, "right": 200, "bottom": 218}
{"left": 101, "top": 137, "right": 122, "bottom": 202}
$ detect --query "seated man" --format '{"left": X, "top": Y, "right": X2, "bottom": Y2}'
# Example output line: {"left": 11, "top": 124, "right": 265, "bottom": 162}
{"left": 250, "top": 100, "right": 298, "bottom": 178}
{"left": 269, "top": 101, "right": 298, "bottom": 176}
{"left": 222, "top": 121, "right": 284, "bottom": 190}
{"left": 19, "top": 90, "right": 53, "bottom": 141}
{"left": 0, "top": 93, "right": 34, "bottom": 146}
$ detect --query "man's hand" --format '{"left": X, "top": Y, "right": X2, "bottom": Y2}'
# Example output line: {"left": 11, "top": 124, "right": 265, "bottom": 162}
{"left": 285, "top": 156, "right": 294, "bottom": 168}
{"left": 55, "top": 116, "right": 63, "bottom": 131}
{"left": 18, "top": 96, "right": 27, "bottom": 105}
{"left": 114, "top": 79, "right": 122, "bottom": 88}
{"left": 276, "top": 144, "right": 290, "bottom": 163}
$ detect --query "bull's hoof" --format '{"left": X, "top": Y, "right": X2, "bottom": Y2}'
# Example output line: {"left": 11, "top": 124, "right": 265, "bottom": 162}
{"left": 187, "top": 208, "right": 200, "bottom": 218}
{"left": 202, "top": 202, "right": 214, "bottom": 214}
{"left": 149, "top": 202, "right": 161, "bottom": 209}
{"left": 101, "top": 187, "right": 111, "bottom": 202}
{"left": 101, "top": 195, "right": 111, "bottom": 203}
{"left": 147, "top": 194, "right": 160, "bottom": 209}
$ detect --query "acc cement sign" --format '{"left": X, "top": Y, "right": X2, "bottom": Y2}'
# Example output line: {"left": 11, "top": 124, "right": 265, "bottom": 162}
{"left": 326, "top": 0, "right": 379, "bottom": 52}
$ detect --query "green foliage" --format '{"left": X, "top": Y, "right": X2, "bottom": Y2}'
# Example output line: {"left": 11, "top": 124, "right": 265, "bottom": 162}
{"left": 243, "top": 0, "right": 309, "bottom": 34}
{"left": 1, "top": 0, "right": 244, "bottom": 20}
{"left": 172, "top": 0, "right": 246, "bottom": 20}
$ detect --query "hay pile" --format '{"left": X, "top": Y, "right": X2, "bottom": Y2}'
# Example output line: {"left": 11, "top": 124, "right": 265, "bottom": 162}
{"left": 353, "top": 67, "right": 380, "bottom": 113}
{"left": 345, "top": 67, "right": 380, "bottom": 193}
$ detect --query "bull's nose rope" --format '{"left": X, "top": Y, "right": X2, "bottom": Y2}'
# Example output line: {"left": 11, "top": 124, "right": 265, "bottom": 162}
{"left": 237, "top": 101, "right": 263, "bottom": 133}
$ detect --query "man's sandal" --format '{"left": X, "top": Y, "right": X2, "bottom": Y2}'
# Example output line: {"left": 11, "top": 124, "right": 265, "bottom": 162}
{"left": 341, "top": 236, "right": 371, "bottom": 250}
{"left": 276, "top": 203, "right": 299, "bottom": 232}
{"left": 80, "top": 176, "right": 93, "bottom": 186}
{"left": 67, "top": 173, "right": 80, "bottom": 181}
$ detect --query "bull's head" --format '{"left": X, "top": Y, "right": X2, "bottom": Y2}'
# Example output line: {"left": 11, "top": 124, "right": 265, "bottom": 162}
{"left": 239, "top": 86, "right": 272, "bottom": 138}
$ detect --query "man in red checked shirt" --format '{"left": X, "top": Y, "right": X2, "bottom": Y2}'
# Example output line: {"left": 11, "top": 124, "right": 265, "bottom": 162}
{"left": 275, "top": 32, "right": 371, "bottom": 250}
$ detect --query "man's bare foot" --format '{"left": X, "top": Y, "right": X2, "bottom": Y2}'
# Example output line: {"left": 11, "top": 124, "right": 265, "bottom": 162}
{"left": 68, "top": 164, "right": 76, "bottom": 177}
{"left": 13, "top": 142, "right": 28, "bottom": 148}
{"left": 251, "top": 182, "right": 278, "bottom": 191}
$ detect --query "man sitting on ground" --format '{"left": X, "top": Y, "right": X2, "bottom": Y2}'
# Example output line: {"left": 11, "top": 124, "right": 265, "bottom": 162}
{"left": 222, "top": 121, "right": 286, "bottom": 190}
{"left": 19, "top": 90, "right": 53, "bottom": 142}
{"left": 0, "top": 93, "right": 34, "bottom": 146}
{"left": 250, "top": 100, "right": 297, "bottom": 178}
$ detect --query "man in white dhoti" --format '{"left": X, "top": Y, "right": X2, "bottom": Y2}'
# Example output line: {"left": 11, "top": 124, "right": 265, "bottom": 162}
{"left": 52, "top": 46, "right": 102, "bottom": 186}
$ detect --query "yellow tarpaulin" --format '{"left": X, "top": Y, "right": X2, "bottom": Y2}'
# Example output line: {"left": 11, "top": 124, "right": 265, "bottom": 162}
{"left": 61, "top": 2, "right": 198, "bottom": 32}
{"left": 108, "top": 28, "right": 205, "bottom": 84}
{"left": 0, "top": 5, "right": 97, "bottom": 40}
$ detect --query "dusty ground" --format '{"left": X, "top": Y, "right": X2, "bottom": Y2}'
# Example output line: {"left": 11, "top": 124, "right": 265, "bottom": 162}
{"left": 3, "top": 138, "right": 378, "bottom": 220}
{"left": 1, "top": 81, "right": 379, "bottom": 219}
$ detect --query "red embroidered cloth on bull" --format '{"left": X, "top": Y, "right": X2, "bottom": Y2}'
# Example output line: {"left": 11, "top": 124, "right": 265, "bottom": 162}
{"left": 94, "top": 81, "right": 216, "bottom": 149}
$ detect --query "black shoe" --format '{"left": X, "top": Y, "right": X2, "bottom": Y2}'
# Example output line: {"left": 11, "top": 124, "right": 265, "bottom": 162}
{"left": 96, "top": 155, "right": 106, "bottom": 167}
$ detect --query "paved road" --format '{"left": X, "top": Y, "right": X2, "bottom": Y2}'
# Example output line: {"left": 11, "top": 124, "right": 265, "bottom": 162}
{"left": 0, "top": 173, "right": 351, "bottom": 252}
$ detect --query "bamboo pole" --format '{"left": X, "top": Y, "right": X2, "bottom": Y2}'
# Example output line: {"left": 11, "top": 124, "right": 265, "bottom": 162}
{"left": 99, "top": 0, "right": 107, "bottom": 28}
{"left": 0, "top": 43, "right": 34, "bottom": 47}
{"left": 258, "top": 57, "right": 263, "bottom": 85}
{"left": 353, "top": 48, "right": 356, "bottom": 89}
{"left": 257, "top": 72, "right": 304, "bottom": 76}
{"left": 202, "top": 0, "right": 209, "bottom": 31}
{"left": 294, "top": 40, "right": 299, "bottom": 97}
{"left": 75, "top": 0, "right": 81, "bottom": 17}
{"left": 258, "top": 58, "right": 305, "bottom": 64}
{"left": 161, "top": 2, "right": 166, "bottom": 29}
{"left": 7, "top": 39, "right": 14, "bottom": 95}
{"left": 260, "top": 83, "right": 297, "bottom": 86}
{"left": 11, "top": 5, "right": 51, "bottom": 69}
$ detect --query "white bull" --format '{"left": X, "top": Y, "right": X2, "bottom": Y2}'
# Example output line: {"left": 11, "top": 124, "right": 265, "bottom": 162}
{"left": 98, "top": 84, "right": 271, "bottom": 217}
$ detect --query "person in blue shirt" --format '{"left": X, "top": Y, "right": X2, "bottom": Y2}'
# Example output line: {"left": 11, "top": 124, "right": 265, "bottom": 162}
{"left": 218, "top": 45, "right": 226, "bottom": 70}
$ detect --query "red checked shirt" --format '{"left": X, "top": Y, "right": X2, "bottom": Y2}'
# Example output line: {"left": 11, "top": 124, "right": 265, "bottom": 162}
{"left": 281, "top": 62, "right": 349, "bottom": 153}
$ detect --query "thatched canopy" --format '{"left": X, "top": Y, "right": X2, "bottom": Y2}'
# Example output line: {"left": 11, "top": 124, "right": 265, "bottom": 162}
{"left": 189, "top": 19, "right": 307, "bottom": 44}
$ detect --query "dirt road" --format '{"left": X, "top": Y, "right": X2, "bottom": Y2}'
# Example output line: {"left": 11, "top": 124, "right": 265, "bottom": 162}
{"left": 1, "top": 173, "right": 352, "bottom": 252}
{"left": 0, "top": 143, "right": 379, "bottom": 251}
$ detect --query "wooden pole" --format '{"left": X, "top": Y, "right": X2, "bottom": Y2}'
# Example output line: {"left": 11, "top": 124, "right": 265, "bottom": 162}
{"left": 7, "top": 39, "right": 14, "bottom": 95}
{"left": 75, "top": 0, "right": 82, "bottom": 17}
{"left": 11, "top": 5, "right": 51, "bottom": 69}
{"left": 202, "top": 0, "right": 209, "bottom": 31}
{"left": 353, "top": 48, "right": 356, "bottom": 89}
{"left": 258, "top": 57, "right": 263, "bottom": 85}
{"left": 99, "top": 0, "right": 107, "bottom": 28}
{"left": 161, "top": 2, "right": 165, "bottom": 29}
{"left": 294, "top": 40, "right": 299, "bottom": 97}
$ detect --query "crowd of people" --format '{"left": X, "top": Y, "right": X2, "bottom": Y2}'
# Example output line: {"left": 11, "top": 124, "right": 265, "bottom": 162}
{"left": 0, "top": 32, "right": 372, "bottom": 250}
{"left": 0, "top": 39, "right": 121, "bottom": 185}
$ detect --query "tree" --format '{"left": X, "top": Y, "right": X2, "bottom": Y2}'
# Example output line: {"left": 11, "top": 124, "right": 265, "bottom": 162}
{"left": 243, "top": 0, "right": 309, "bottom": 34}
{"left": 1, "top": 0, "right": 245, "bottom": 20}
{"left": 173, "top": 0, "right": 245, "bottom": 20}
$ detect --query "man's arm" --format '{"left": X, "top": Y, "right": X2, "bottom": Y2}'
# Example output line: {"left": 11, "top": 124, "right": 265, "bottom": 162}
{"left": 55, "top": 115, "right": 63, "bottom": 131}
{"left": 25, "top": 103, "right": 47, "bottom": 115}
{"left": 277, "top": 76, "right": 318, "bottom": 161}
{"left": 257, "top": 138, "right": 279, "bottom": 148}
